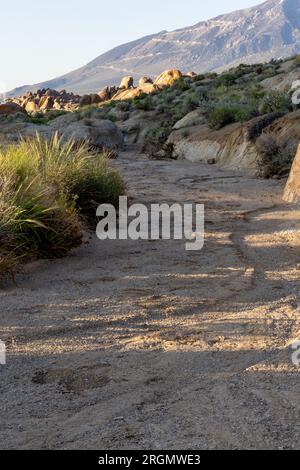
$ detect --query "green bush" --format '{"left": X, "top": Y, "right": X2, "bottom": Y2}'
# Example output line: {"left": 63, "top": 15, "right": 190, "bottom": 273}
{"left": 216, "top": 73, "right": 237, "bottom": 87}
{"left": 0, "top": 134, "right": 125, "bottom": 275}
{"left": 116, "top": 101, "right": 131, "bottom": 112}
{"left": 107, "top": 113, "right": 118, "bottom": 122}
{"left": 259, "top": 91, "right": 291, "bottom": 114}
{"left": 208, "top": 107, "right": 237, "bottom": 130}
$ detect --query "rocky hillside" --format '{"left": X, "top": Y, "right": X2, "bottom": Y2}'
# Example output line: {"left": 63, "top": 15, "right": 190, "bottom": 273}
{"left": 2, "top": 55, "right": 300, "bottom": 180}
{"left": 8, "top": 0, "right": 300, "bottom": 96}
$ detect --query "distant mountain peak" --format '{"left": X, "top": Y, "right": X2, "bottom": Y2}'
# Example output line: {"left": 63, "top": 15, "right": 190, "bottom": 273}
{"left": 9, "top": 0, "right": 300, "bottom": 96}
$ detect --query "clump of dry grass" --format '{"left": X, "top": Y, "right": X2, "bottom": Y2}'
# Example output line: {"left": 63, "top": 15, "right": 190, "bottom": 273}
{"left": 0, "top": 133, "right": 125, "bottom": 278}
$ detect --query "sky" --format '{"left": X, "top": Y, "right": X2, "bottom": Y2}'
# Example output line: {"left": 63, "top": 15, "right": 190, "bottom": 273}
{"left": 0, "top": 0, "right": 262, "bottom": 92}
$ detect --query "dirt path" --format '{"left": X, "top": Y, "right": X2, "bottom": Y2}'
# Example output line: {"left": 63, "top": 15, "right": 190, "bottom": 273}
{"left": 1, "top": 149, "right": 300, "bottom": 450}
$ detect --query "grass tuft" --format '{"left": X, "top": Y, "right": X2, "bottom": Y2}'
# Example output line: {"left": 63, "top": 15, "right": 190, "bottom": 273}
{"left": 0, "top": 133, "right": 125, "bottom": 277}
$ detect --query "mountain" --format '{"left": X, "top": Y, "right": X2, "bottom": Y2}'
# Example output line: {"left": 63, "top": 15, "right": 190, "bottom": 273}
{"left": 9, "top": 0, "right": 300, "bottom": 96}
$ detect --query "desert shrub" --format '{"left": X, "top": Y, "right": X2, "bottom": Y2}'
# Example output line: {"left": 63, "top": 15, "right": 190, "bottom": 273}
{"left": 259, "top": 90, "right": 291, "bottom": 114}
{"left": 180, "top": 95, "right": 198, "bottom": 115}
{"left": 116, "top": 101, "right": 131, "bottom": 112}
{"left": 216, "top": 73, "right": 237, "bottom": 87}
{"left": 233, "top": 105, "right": 259, "bottom": 122}
{"left": 143, "top": 126, "right": 173, "bottom": 155}
{"left": 173, "top": 78, "right": 190, "bottom": 93}
{"left": 2, "top": 110, "right": 69, "bottom": 126}
{"left": 247, "top": 112, "right": 285, "bottom": 141}
{"left": 4, "top": 112, "right": 29, "bottom": 123}
{"left": 134, "top": 96, "right": 154, "bottom": 111}
{"left": 256, "top": 133, "right": 296, "bottom": 178}
{"left": 0, "top": 134, "right": 125, "bottom": 276}
{"left": 208, "top": 107, "right": 237, "bottom": 130}
{"left": 107, "top": 113, "right": 118, "bottom": 122}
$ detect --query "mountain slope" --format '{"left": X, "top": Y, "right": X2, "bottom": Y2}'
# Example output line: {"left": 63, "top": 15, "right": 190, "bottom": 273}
{"left": 9, "top": 0, "right": 300, "bottom": 96}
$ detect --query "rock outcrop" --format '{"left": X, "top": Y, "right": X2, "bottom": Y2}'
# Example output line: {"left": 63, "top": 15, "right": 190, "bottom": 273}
{"left": 51, "top": 116, "right": 124, "bottom": 150}
{"left": 25, "top": 101, "right": 39, "bottom": 113}
{"left": 118, "top": 110, "right": 159, "bottom": 147}
{"left": 112, "top": 88, "right": 143, "bottom": 101}
{"left": 139, "top": 77, "right": 153, "bottom": 87}
{"left": 119, "top": 76, "right": 134, "bottom": 90}
{"left": 0, "top": 112, "right": 124, "bottom": 150}
{"left": 9, "top": 88, "right": 81, "bottom": 112}
{"left": 168, "top": 122, "right": 261, "bottom": 173}
{"left": 154, "top": 70, "right": 182, "bottom": 88}
{"left": 185, "top": 72, "right": 197, "bottom": 78}
{"left": 0, "top": 102, "right": 26, "bottom": 116}
{"left": 98, "top": 86, "right": 117, "bottom": 102}
{"left": 283, "top": 144, "right": 300, "bottom": 203}
{"left": 172, "top": 110, "right": 206, "bottom": 130}
{"left": 167, "top": 111, "right": 300, "bottom": 174}
{"left": 6, "top": 69, "right": 186, "bottom": 114}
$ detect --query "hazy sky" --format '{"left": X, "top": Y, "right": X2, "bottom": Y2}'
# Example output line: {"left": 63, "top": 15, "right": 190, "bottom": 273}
{"left": 0, "top": 0, "right": 262, "bottom": 91}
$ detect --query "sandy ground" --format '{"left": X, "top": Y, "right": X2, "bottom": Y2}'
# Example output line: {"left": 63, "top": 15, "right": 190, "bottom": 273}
{"left": 0, "top": 149, "right": 300, "bottom": 450}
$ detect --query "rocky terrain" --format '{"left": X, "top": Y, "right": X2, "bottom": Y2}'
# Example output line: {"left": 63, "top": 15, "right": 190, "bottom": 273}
{"left": 6, "top": 88, "right": 82, "bottom": 112}
{"left": 1, "top": 146, "right": 300, "bottom": 450}
{"left": 3, "top": 70, "right": 183, "bottom": 114}
{"left": 5, "top": 55, "right": 300, "bottom": 178}
{"left": 8, "top": 0, "right": 300, "bottom": 96}
{"left": 1, "top": 41, "right": 300, "bottom": 451}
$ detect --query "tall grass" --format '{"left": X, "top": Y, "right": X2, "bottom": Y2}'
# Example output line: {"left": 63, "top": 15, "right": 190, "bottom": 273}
{"left": 0, "top": 133, "right": 125, "bottom": 277}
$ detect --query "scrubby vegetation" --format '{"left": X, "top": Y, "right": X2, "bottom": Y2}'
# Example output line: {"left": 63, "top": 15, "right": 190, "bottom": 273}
{"left": 2, "top": 109, "right": 69, "bottom": 125}
{"left": 72, "top": 57, "right": 296, "bottom": 155}
{"left": 0, "top": 134, "right": 125, "bottom": 277}
{"left": 256, "top": 133, "right": 297, "bottom": 178}
{"left": 3, "top": 54, "right": 300, "bottom": 188}
{"left": 247, "top": 112, "right": 286, "bottom": 141}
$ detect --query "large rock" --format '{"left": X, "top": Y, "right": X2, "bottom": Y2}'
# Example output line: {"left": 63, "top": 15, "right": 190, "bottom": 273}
{"left": 119, "top": 76, "right": 134, "bottom": 90}
{"left": 139, "top": 76, "right": 153, "bottom": 87}
{"left": 0, "top": 102, "right": 26, "bottom": 116}
{"left": 173, "top": 110, "right": 206, "bottom": 130}
{"left": 168, "top": 122, "right": 261, "bottom": 173}
{"left": 283, "top": 144, "right": 300, "bottom": 203}
{"left": 168, "top": 111, "right": 300, "bottom": 173}
{"left": 185, "top": 72, "right": 197, "bottom": 78}
{"left": 112, "top": 88, "right": 142, "bottom": 101}
{"left": 25, "top": 100, "right": 40, "bottom": 113}
{"left": 50, "top": 115, "right": 124, "bottom": 150}
{"left": 0, "top": 112, "right": 124, "bottom": 151}
{"left": 39, "top": 96, "right": 55, "bottom": 110}
{"left": 154, "top": 69, "right": 182, "bottom": 88}
{"left": 118, "top": 110, "right": 161, "bottom": 148}
{"left": 98, "top": 86, "right": 111, "bottom": 102}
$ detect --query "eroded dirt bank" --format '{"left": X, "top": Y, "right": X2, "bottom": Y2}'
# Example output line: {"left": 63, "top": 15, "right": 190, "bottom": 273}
{"left": 0, "top": 149, "right": 300, "bottom": 450}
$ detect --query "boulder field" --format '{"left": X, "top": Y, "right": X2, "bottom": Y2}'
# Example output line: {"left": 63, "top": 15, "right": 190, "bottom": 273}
{"left": 2, "top": 66, "right": 300, "bottom": 194}
{"left": 4, "top": 69, "right": 187, "bottom": 115}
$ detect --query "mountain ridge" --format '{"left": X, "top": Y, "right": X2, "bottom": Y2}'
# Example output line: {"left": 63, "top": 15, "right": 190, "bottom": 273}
{"left": 8, "top": 0, "right": 300, "bottom": 96}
